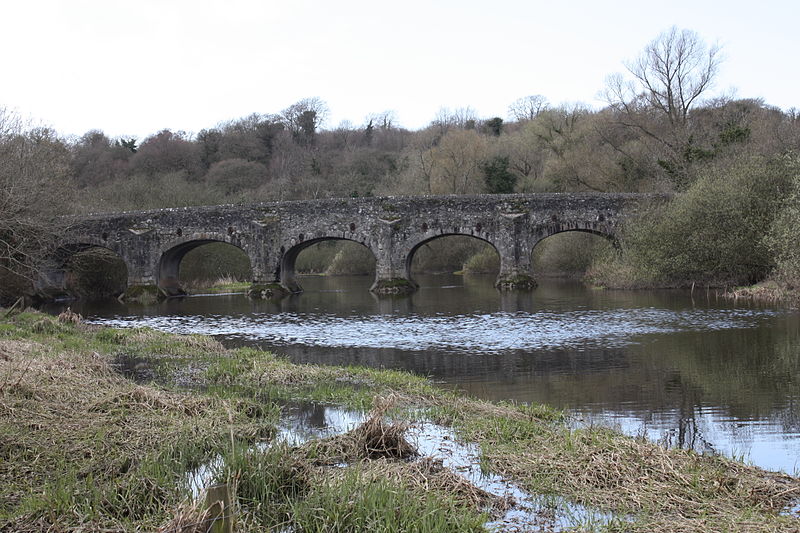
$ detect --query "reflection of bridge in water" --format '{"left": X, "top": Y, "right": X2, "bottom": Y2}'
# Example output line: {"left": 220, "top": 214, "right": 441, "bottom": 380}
{"left": 38, "top": 193, "right": 665, "bottom": 298}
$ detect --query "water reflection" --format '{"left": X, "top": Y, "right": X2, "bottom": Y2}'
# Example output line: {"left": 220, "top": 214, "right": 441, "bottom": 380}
{"left": 49, "top": 275, "right": 800, "bottom": 473}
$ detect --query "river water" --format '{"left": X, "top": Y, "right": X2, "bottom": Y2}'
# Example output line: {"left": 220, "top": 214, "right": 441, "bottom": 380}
{"left": 51, "top": 274, "right": 800, "bottom": 474}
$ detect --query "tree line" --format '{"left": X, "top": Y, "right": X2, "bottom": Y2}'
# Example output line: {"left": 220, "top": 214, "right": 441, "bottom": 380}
{"left": 2, "top": 27, "right": 799, "bottom": 302}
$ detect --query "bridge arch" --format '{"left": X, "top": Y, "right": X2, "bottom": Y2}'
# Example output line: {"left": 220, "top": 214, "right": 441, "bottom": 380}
{"left": 532, "top": 226, "right": 617, "bottom": 247}
{"left": 36, "top": 241, "right": 128, "bottom": 300}
{"left": 280, "top": 237, "right": 378, "bottom": 293}
{"left": 531, "top": 225, "right": 618, "bottom": 256}
{"left": 529, "top": 228, "right": 617, "bottom": 280}
{"left": 156, "top": 233, "right": 254, "bottom": 296}
{"left": 404, "top": 233, "right": 502, "bottom": 287}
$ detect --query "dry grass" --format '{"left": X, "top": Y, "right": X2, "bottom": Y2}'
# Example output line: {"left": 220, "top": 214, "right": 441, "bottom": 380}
{"left": 56, "top": 307, "right": 82, "bottom": 324}
{"left": 303, "top": 397, "right": 417, "bottom": 464}
{"left": 4, "top": 311, "right": 800, "bottom": 532}
{"left": 356, "top": 457, "right": 510, "bottom": 516}
{"left": 157, "top": 499, "right": 216, "bottom": 533}
{"left": 0, "top": 318, "right": 274, "bottom": 532}
{"left": 124, "top": 328, "right": 226, "bottom": 354}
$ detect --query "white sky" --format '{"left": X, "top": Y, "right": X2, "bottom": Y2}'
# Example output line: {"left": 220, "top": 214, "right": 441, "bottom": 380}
{"left": 3, "top": 0, "right": 798, "bottom": 140}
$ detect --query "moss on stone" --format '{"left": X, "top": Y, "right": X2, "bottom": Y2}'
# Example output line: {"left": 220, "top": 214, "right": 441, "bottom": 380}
{"left": 371, "top": 278, "right": 418, "bottom": 295}
{"left": 247, "top": 283, "right": 290, "bottom": 300}
{"left": 121, "top": 284, "right": 162, "bottom": 303}
{"left": 494, "top": 274, "right": 537, "bottom": 291}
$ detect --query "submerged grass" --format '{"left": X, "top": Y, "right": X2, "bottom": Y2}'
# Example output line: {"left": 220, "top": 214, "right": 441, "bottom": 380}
{"left": 213, "top": 400, "right": 490, "bottom": 531}
{"left": 2, "top": 308, "right": 800, "bottom": 532}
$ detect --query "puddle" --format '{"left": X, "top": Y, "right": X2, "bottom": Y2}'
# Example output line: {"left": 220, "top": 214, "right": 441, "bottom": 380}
{"left": 277, "top": 402, "right": 366, "bottom": 445}
{"left": 187, "top": 403, "right": 365, "bottom": 498}
{"left": 782, "top": 501, "right": 800, "bottom": 518}
{"left": 187, "top": 404, "right": 622, "bottom": 531}
{"left": 110, "top": 354, "right": 155, "bottom": 383}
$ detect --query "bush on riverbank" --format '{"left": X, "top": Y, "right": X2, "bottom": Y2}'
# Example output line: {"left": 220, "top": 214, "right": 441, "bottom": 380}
{"left": 325, "top": 242, "right": 376, "bottom": 275}
{"left": 588, "top": 154, "right": 797, "bottom": 289}
{"left": 64, "top": 247, "right": 128, "bottom": 299}
{"left": 765, "top": 157, "right": 800, "bottom": 289}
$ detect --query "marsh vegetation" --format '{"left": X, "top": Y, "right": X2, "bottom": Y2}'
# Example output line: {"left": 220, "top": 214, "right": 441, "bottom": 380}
{"left": 2, "top": 309, "right": 800, "bottom": 531}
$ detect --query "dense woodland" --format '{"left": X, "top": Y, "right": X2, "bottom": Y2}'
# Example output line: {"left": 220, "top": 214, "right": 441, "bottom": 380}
{"left": 1, "top": 27, "right": 800, "bottom": 302}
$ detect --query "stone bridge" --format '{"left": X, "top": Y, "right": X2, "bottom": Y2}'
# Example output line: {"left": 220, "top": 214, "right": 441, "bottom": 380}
{"left": 36, "top": 193, "right": 665, "bottom": 299}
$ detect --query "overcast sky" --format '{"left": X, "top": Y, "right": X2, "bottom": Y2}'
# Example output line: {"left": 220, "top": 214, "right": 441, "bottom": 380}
{"left": 3, "top": 0, "right": 798, "bottom": 140}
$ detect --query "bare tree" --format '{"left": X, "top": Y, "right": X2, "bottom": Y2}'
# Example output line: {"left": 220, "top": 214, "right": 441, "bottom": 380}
{"left": 603, "top": 27, "right": 722, "bottom": 187}
{"left": 366, "top": 110, "right": 397, "bottom": 131}
{"left": 0, "top": 107, "right": 75, "bottom": 302}
{"left": 508, "top": 95, "right": 549, "bottom": 122}
{"left": 623, "top": 27, "right": 720, "bottom": 125}
{"left": 281, "top": 97, "right": 330, "bottom": 145}
{"left": 431, "top": 106, "right": 478, "bottom": 137}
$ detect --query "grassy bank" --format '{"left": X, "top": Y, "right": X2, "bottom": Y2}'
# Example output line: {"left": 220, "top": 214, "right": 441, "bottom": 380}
{"left": 716, "top": 278, "right": 800, "bottom": 306}
{"left": 183, "top": 277, "right": 251, "bottom": 295}
{"left": 1, "top": 310, "right": 799, "bottom": 532}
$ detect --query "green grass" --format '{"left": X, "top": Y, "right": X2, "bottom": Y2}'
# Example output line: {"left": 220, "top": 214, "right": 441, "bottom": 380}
{"left": 190, "top": 281, "right": 251, "bottom": 294}
{"left": 290, "top": 470, "right": 486, "bottom": 532}
{"left": 210, "top": 425, "right": 487, "bottom": 532}
{"left": 202, "top": 346, "right": 442, "bottom": 410}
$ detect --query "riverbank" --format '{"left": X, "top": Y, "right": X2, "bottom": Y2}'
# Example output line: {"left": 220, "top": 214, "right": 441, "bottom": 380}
{"left": 722, "top": 280, "right": 800, "bottom": 306}
{"left": 1, "top": 310, "right": 799, "bottom": 532}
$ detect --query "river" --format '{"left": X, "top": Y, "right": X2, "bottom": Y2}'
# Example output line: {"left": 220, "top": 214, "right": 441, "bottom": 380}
{"left": 48, "top": 274, "right": 800, "bottom": 474}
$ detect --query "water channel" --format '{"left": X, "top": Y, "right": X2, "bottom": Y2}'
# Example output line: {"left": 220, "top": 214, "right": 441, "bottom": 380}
{"left": 49, "top": 274, "right": 800, "bottom": 475}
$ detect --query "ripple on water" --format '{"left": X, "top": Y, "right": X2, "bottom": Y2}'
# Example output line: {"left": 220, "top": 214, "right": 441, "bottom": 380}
{"left": 91, "top": 307, "right": 778, "bottom": 354}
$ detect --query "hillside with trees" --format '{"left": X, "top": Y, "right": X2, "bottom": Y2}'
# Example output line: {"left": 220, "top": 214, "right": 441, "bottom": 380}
{"left": 1, "top": 27, "right": 799, "bottom": 303}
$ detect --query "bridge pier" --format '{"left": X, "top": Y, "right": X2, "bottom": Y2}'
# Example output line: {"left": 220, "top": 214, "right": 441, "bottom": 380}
{"left": 123, "top": 272, "right": 163, "bottom": 302}
{"left": 118, "top": 250, "right": 164, "bottom": 302}
{"left": 494, "top": 251, "right": 537, "bottom": 291}
{"left": 493, "top": 213, "right": 537, "bottom": 291}
{"left": 495, "top": 271, "right": 537, "bottom": 291}
{"left": 371, "top": 246, "right": 417, "bottom": 295}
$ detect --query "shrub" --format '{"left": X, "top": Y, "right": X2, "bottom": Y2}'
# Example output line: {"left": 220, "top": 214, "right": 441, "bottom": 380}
{"left": 461, "top": 247, "right": 499, "bottom": 274}
{"left": 412, "top": 237, "right": 493, "bottom": 274}
{"left": 65, "top": 247, "right": 128, "bottom": 299}
{"left": 764, "top": 154, "right": 800, "bottom": 287}
{"left": 179, "top": 242, "right": 252, "bottom": 285}
{"left": 589, "top": 155, "right": 795, "bottom": 287}
{"left": 325, "top": 243, "right": 376, "bottom": 275}
{"left": 205, "top": 158, "right": 268, "bottom": 194}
